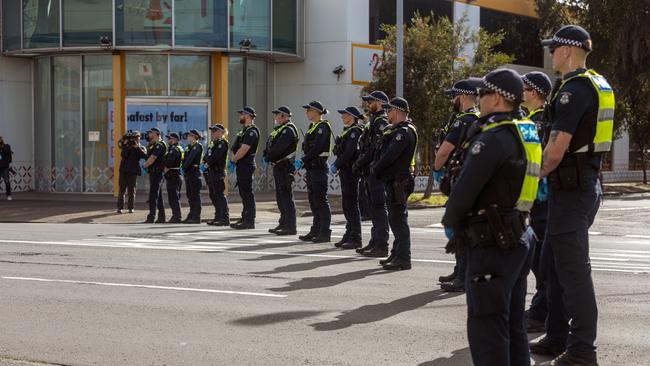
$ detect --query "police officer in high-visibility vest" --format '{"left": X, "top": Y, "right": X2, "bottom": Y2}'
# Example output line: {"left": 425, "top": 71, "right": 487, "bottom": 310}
{"left": 521, "top": 71, "right": 553, "bottom": 333}
{"left": 332, "top": 106, "right": 365, "bottom": 250}
{"left": 264, "top": 106, "right": 299, "bottom": 236}
{"left": 163, "top": 132, "right": 184, "bottom": 223}
{"left": 204, "top": 124, "right": 230, "bottom": 226}
{"left": 531, "top": 26, "right": 612, "bottom": 366}
{"left": 434, "top": 78, "right": 481, "bottom": 293}
{"left": 353, "top": 91, "right": 390, "bottom": 258}
{"left": 442, "top": 69, "right": 542, "bottom": 366}
{"left": 296, "top": 101, "right": 333, "bottom": 243}
{"left": 229, "top": 106, "right": 260, "bottom": 230}
{"left": 370, "top": 97, "right": 417, "bottom": 271}
{"left": 182, "top": 129, "right": 204, "bottom": 224}
{"left": 143, "top": 127, "right": 167, "bottom": 224}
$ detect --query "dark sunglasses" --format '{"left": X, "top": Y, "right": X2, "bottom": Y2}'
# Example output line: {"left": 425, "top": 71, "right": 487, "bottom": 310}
{"left": 478, "top": 89, "right": 496, "bottom": 98}
{"left": 524, "top": 87, "right": 534, "bottom": 92}
{"left": 549, "top": 45, "right": 562, "bottom": 55}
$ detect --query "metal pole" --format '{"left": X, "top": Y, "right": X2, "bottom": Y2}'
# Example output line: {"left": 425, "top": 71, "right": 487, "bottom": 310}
{"left": 396, "top": 0, "right": 404, "bottom": 97}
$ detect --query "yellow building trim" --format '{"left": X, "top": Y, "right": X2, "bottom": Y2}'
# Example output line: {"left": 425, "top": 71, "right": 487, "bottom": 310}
{"left": 211, "top": 52, "right": 229, "bottom": 193}
{"left": 461, "top": 0, "right": 538, "bottom": 18}
{"left": 112, "top": 52, "right": 126, "bottom": 197}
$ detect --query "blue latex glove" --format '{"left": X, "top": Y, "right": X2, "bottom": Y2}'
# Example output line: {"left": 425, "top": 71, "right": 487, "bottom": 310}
{"left": 444, "top": 226, "right": 455, "bottom": 240}
{"left": 329, "top": 164, "right": 337, "bottom": 174}
{"left": 142, "top": 167, "right": 148, "bottom": 175}
{"left": 537, "top": 177, "right": 548, "bottom": 202}
{"left": 227, "top": 160, "right": 236, "bottom": 174}
{"left": 261, "top": 157, "right": 269, "bottom": 169}
{"left": 433, "top": 169, "right": 445, "bottom": 183}
{"left": 199, "top": 164, "right": 206, "bottom": 173}
{"left": 294, "top": 159, "right": 304, "bottom": 171}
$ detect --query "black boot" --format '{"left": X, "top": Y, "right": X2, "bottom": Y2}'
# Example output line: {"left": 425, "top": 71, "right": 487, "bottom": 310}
{"left": 362, "top": 247, "right": 389, "bottom": 258}
{"left": 529, "top": 337, "right": 566, "bottom": 358}
{"left": 275, "top": 228, "right": 297, "bottom": 235}
{"left": 268, "top": 225, "right": 282, "bottom": 234}
{"left": 440, "top": 278, "right": 465, "bottom": 292}
{"left": 438, "top": 272, "right": 457, "bottom": 283}
{"left": 382, "top": 256, "right": 412, "bottom": 270}
{"left": 356, "top": 244, "right": 374, "bottom": 254}
{"left": 299, "top": 231, "right": 317, "bottom": 242}
{"left": 312, "top": 230, "right": 331, "bottom": 243}
{"left": 340, "top": 242, "right": 362, "bottom": 250}
{"left": 379, "top": 253, "right": 395, "bottom": 266}
{"left": 231, "top": 221, "right": 255, "bottom": 230}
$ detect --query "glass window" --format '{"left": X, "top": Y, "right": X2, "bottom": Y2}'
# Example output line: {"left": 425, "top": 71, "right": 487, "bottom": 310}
{"left": 115, "top": 0, "right": 171, "bottom": 46}
{"left": 228, "top": 57, "right": 245, "bottom": 121}
{"left": 125, "top": 54, "right": 169, "bottom": 96}
{"left": 53, "top": 56, "right": 82, "bottom": 192}
{"left": 230, "top": 0, "right": 270, "bottom": 51}
{"left": 480, "top": 8, "right": 543, "bottom": 67}
{"left": 23, "top": 0, "right": 60, "bottom": 49}
{"left": 83, "top": 55, "right": 113, "bottom": 192}
{"left": 175, "top": 0, "right": 228, "bottom": 47}
{"left": 34, "top": 58, "right": 52, "bottom": 191}
{"left": 62, "top": 0, "right": 112, "bottom": 46}
{"left": 2, "top": 1, "right": 22, "bottom": 51}
{"left": 170, "top": 55, "right": 210, "bottom": 97}
{"left": 272, "top": 0, "right": 297, "bottom": 54}
{"left": 245, "top": 59, "right": 268, "bottom": 150}
{"left": 369, "top": 0, "right": 453, "bottom": 44}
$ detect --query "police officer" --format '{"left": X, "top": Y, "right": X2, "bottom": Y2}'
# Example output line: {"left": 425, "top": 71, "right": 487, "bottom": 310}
{"left": 353, "top": 91, "right": 390, "bottom": 258}
{"left": 434, "top": 79, "right": 481, "bottom": 292}
{"left": 442, "top": 68, "right": 542, "bottom": 366}
{"left": 521, "top": 71, "right": 553, "bottom": 333}
{"left": 370, "top": 97, "right": 417, "bottom": 270}
{"left": 295, "top": 101, "right": 333, "bottom": 243}
{"left": 229, "top": 106, "right": 260, "bottom": 230}
{"left": 332, "top": 106, "right": 365, "bottom": 249}
{"left": 143, "top": 128, "right": 167, "bottom": 224}
{"left": 182, "top": 129, "right": 204, "bottom": 224}
{"left": 164, "top": 132, "right": 184, "bottom": 223}
{"left": 204, "top": 124, "right": 230, "bottom": 226}
{"left": 264, "top": 106, "right": 299, "bottom": 236}
{"left": 531, "top": 26, "right": 611, "bottom": 366}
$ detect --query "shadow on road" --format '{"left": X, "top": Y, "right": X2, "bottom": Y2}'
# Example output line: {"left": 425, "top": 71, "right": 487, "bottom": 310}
{"left": 252, "top": 257, "right": 361, "bottom": 275}
{"left": 229, "top": 311, "right": 326, "bottom": 326}
{"left": 418, "top": 347, "right": 471, "bottom": 365}
{"left": 310, "top": 289, "right": 463, "bottom": 331}
{"left": 269, "top": 267, "right": 388, "bottom": 292}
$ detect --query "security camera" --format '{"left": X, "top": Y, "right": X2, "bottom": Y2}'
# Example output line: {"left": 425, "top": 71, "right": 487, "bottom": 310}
{"left": 239, "top": 39, "right": 252, "bottom": 52}
{"left": 99, "top": 36, "right": 112, "bottom": 50}
{"left": 332, "top": 65, "right": 346, "bottom": 81}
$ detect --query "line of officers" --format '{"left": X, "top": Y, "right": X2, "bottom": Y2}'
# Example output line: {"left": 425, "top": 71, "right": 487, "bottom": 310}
{"left": 116, "top": 95, "right": 419, "bottom": 271}
{"left": 432, "top": 25, "right": 610, "bottom": 366}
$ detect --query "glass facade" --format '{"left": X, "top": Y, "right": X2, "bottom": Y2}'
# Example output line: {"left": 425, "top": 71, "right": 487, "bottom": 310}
{"left": 273, "top": 0, "right": 296, "bottom": 54}
{"left": 125, "top": 54, "right": 169, "bottom": 96}
{"left": 175, "top": 0, "right": 228, "bottom": 47}
{"left": 480, "top": 8, "right": 543, "bottom": 67}
{"left": 115, "top": 0, "right": 172, "bottom": 47}
{"left": 369, "top": 0, "right": 453, "bottom": 44}
{"left": 34, "top": 58, "right": 52, "bottom": 191}
{"left": 2, "top": 1, "right": 21, "bottom": 50}
{"left": 23, "top": 0, "right": 60, "bottom": 48}
{"left": 230, "top": 0, "right": 271, "bottom": 51}
{"left": 170, "top": 55, "right": 210, "bottom": 97}
{"left": 63, "top": 0, "right": 113, "bottom": 46}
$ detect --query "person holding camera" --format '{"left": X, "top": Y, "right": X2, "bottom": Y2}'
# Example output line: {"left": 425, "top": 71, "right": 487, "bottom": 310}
{"left": 116, "top": 131, "right": 146, "bottom": 213}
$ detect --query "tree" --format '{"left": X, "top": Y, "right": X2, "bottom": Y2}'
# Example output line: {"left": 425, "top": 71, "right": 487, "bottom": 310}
{"left": 363, "top": 13, "right": 513, "bottom": 197}
{"left": 536, "top": 0, "right": 650, "bottom": 182}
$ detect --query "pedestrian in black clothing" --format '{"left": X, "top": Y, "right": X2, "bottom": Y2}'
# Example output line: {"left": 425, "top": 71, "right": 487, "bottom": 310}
{"left": 0, "top": 136, "right": 13, "bottom": 200}
{"left": 117, "top": 131, "right": 146, "bottom": 213}
{"left": 164, "top": 133, "right": 184, "bottom": 223}
{"left": 183, "top": 129, "right": 204, "bottom": 224}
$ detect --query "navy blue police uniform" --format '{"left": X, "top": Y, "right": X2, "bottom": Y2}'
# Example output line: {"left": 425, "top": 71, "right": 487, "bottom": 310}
{"left": 182, "top": 129, "right": 204, "bottom": 223}
{"left": 354, "top": 91, "right": 390, "bottom": 257}
{"left": 145, "top": 131, "right": 167, "bottom": 223}
{"left": 164, "top": 133, "right": 184, "bottom": 223}
{"left": 333, "top": 107, "right": 365, "bottom": 249}
{"left": 231, "top": 107, "right": 260, "bottom": 229}
{"left": 442, "top": 69, "right": 533, "bottom": 366}
{"left": 521, "top": 71, "right": 553, "bottom": 331}
{"left": 531, "top": 25, "right": 608, "bottom": 365}
{"left": 371, "top": 97, "right": 417, "bottom": 271}
{"left": 298, "top": 101, "right": 333, "bottom": 243}
{"left": 205, "top": 125, "right": 230, "bottom": 226}
{"left": 264, "top": 106, "right": 299, "bottom": 235}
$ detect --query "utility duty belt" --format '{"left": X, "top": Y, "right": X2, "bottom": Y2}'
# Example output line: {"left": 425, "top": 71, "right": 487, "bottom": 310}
{"left": 465, "top": 206, "right": 524, "bottom": 250}
{"left": 305, "top": 156, "right": 328, "bottom": 169}
{"left": 548, "top": 153, "right": 596, "bottom": 191}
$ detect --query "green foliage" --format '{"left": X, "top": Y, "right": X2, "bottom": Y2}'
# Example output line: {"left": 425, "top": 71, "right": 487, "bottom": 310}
{"left": 362, "top": 13, "right": 513, "bottom": 161}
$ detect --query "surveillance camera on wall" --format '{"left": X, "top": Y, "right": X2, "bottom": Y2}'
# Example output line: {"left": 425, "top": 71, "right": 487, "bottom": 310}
{"left": 99, "top": 36, "right": 112, "bottom": 50}
{"left": 333, "top": 65, "right": 346, "bottom": 81}
{"left": 239, "top": 39, "right": 252, "bottom": 52}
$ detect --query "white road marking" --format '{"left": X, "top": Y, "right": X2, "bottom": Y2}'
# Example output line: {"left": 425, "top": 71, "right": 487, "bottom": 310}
{"left": 2, "top": 276, "right": 287, "bottom": 298}
{"left": 599, "top": 207, "right": 647, "bottom": 212}
{"left": 625, "top": 234, "right": 650, "bottom": 239}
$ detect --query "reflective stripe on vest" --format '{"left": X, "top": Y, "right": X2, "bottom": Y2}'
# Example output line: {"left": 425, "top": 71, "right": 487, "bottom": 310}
{"left": 481, "top": 119, "right": 542, "bottom": 212}
{"left": 306, "top": 120, "right": 332, "bottom": 157}
{"left": 555, "top": 69, "right": 615, "bottom": 153}
{"left": 383, "top": 122, "right": 418, "bottom": 167}
{"left": 270, "top": 122, "right": 298, "bottom": 159}
{"left": 527, "top": 108, "right": 544, "bottom": 120}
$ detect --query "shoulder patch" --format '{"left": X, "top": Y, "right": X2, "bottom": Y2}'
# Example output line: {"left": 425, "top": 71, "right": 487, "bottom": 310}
{"left": 218, "top": 143, "right": 223, "bottom": 148}
{"left": 453, "top": 121, "right": 461, "bottom": 128}
{"left": 318, "top": 128, "right": 323, "bottom": 135}
{"left": 282, "top": 129, "right": 288, "bottom": 134}
{"left": 470, "top": 141, "right": 485, "bottom": 155}
{"left": 350, "top": 132, "right": 356, "bottom": 139}
{"left": 395, "top": 133, "right": 402, "bottom": 141}
{"left": 559, "top": 92, "right": 571, "bottom": 105}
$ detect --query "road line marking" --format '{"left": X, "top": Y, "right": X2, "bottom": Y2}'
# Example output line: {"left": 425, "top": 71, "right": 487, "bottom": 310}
{"left": 599, "top": 207, "right": 646, "bottom": 212}
{"left": 1, "top": 276, "right": 287, "bottom": 298}
{"left": 625, "top": 234, "right": 650, "bottom": 239}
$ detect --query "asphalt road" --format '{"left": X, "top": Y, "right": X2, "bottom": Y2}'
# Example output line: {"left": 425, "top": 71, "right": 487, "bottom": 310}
{"left": 1, "top": 196, "right": 649, "bottom": 366}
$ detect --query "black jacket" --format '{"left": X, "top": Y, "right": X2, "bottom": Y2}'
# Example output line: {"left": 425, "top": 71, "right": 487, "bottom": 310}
{"left": 119, "top": 144, "right": 147, "bottom": 175}
{"left": 0, "top": 143, "right": 12, "bottom": 169}
{"left": 333, "top": 123, "right": 363, "bottom": 170}
{"left": 183, "top": 141, "right": 204, "bottom": 174}
{"left": 371, "top": 120, "right": 418, "bottom": 181}
{"left": 355, "top": 112, "right": 387, "bottom": 175}
{"left": 205, "top": 138, "right": 229, "bottom": 178}
{"left": 264, "top": 122, "right": 299, "bottom": 163}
